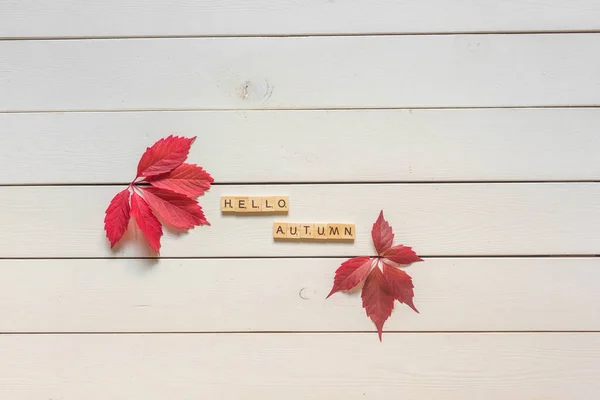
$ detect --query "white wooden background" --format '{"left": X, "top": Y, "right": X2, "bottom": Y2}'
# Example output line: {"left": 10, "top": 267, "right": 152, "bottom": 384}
{"left": 1, "top": 1, "right": 600, "bottom": 398}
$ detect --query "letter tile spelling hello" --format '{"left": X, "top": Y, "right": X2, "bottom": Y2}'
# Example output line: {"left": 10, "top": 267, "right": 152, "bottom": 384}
{"left": 221, "top": 196, "right": 288, "bottom": 215}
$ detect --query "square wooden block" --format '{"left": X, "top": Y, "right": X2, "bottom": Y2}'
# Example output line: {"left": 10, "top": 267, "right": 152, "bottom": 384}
{"left": 248, "top": 197, "right": 262, "bottom": 212}
{"left": 327, "top": 224, "right": 344, "bottom": 240}
{"left": 341, "top": 224, "right": 355, "bottom": 240}
{"left": 234, "top": 197, "right": 250, "bottom": 212}
{"left": 299, "top": 223, "right": 314, "bottom": 239}
{"left": 313, "top": 223, "right": 328, "bottom": 240}
{"left": 273, "top": 222, "right": 287, "bottom": 239}
{"left": 220, "top": 196, "right": 235, "bottom": 212}
{"left": 263, "top": 197, "right": 276, "bottom": 212}
{"left": 274, "top": 196, "right": 289, "bottom": 212}
{"left": 286, "top": 223, "right": 301, "bottom": 239}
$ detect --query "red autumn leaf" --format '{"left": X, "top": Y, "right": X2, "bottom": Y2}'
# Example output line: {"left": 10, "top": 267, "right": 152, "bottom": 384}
{"left": 382, "top": 245, "right": 424, "bottom": 265}
{"left": 140, "top": 187, "right": 209, "bottom": 229}
{"left": 104, "top": 188, "right": 131, "bottom": 247}
{"left": 361, "top": 266, "right": 395, "bottom": 341}
{"left": 326, "top": 256, "right": 373, "bottom": 298}
{"left": 147, "top": 163, "right": 214, "bottom": 198}
{"left": 371, "top": 210, "right": 394, "bottom": 254}
{"left": 130, "top": 191, "right": 163, "bottom": 253}
{"left": 327, "top": 210, "right": 423, "bottom": 341}
{"left": 103, "top": 135, "right": 212, "bottom": 253}
{"left": 383, "top": 261, "right": 418, "bottom": 313}
{"left": 136, "top": 135, "right": 196, "bottom": 180}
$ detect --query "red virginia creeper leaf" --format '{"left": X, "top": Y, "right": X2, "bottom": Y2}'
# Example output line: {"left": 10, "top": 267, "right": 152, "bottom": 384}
{"left": 104, "top": 135, "right": 212, "bottom": 253}
{"left": 327, "top": 209, "right": 423, "bottom": 340}
{"left": 371, "top": 210, "right": 394, "bottom": 255}
{"left": 140, "top": 187, "right": 209, "bottom": 229}
{"left": 104, "top": 188, "right": 131, "bottom": 247}
{"left": 361, "top": 266, "right": 395, "bottom": 341}
{"left": 382, "top": 245, "right": 423, "bottom": 265}
{"left": 147, "top": 163, "right": 214, "bottom": 198}
{"left": 326, "top": 256, "right": 373, "bottom": 298}
{"left": 130, "top": 191, "right": 163, "bottom": 253}
{"left": 383, "top": 262, "right": 418, "bottom": 313}
{"left": 136, "top": 135, "right": 196, "bottom": 179}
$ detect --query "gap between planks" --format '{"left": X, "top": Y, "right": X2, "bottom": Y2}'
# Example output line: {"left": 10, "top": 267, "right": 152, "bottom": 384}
{"left": 3, "top": 180, "right": 600, "bottom": 188}
{"left": 3, "top": 105, "right": 600, "bottom": 114}
{"left": 2, "top": 331, "right": 600, "bottom": 335}
{"left": 4, "top": 30, "right": 600, "bottom": 42}
{"left": 0, "top": 255, "right": 598, "bottom": 260}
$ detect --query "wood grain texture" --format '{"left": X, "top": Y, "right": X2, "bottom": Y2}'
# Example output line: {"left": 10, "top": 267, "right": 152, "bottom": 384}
{"left": 1, "top": 333, "right": 599, "bottom": 399}
{"left": 2, "top": 34, "right": 600, "bottom": 111}
{"left": 2, "top": 108, "right": 600, "bottom": 184}
{"left": 1, "top": 183, "right": 598, "bottom": 258}
{"left": 0, "top": 258, "right": 597, "bottom": 333}
{"left": 2, "top": 0, "right": 600, "bottom": 38}
{"left": 2, "top": 0, "right": 598, "bottom": 393}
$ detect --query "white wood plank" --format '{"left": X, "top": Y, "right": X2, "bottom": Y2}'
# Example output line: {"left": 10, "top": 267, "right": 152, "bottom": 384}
{"left": 1, "top": 333, "right": 598, "bottom": 398}
{"left": 2, "top": 34, "right": 600, "bottom": 111}
{"left": 0, "top": 258, "right": 597, "bottom": 333}
{"left": 0, "top": 183, "right": 598, "bottom": 258}
{"left": 2, "top": 1, "right": 600, "bottom": 38}
{"left": 3, "top": 108, "right": 600, "bottom": 184}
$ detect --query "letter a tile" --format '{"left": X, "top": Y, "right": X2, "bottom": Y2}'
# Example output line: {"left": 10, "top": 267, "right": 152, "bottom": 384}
{"left": 273, "top": 222, "right": 288, "bottom": 239}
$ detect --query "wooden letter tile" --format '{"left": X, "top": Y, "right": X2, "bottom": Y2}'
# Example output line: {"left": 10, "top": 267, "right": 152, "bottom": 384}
{"left": 263, "top": 197, "right": 276, "bottom": 212}
{"left": 341, "top": 224, "right": 355, "bottom": 240}
{"left": 287, "top": 223, "right": 301, "bottom": 239}
{"left": 327, "top": 224, "right": 343, "bottom": 240}
{"left": 234, "top": 197, "right": 249, "bottom": 212}
{"left": 274, "top": 196, "right": 289, "bottom": 213}
{"left": 300, "top": 224, "right": 314, "bottom": 239}
{"left": 220, "top": 196, "right": 235, "bottom": 213}
{"left": 273, "top": 222, "right": 288, "bottom": 239}
{"left": 248, "top": 197, "right": 262, "bottom": 213}
{"left": 313, "top": 223, "right": 328, "bottom": 240}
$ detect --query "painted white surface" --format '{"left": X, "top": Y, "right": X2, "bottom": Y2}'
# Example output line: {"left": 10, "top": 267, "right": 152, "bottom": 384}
{"left": 2, "top": 108, "right": 600, "bottom": 184}
{"left": 1, "top": 333, "right": 599, "bottom": 399}
{"left": 2, "top": 0, "right": 600, "bottom": 38}
{"left": 0, "top": 258, "right": 598, "bottom": 333}
{"left": 2, "top": 34, "right": 600, "bottom": 111}
{"left": 1, "top": 0, "right": 599, "bottom": 397}
{"left": 1, "top": 184, "right": 598, "bottom": 258}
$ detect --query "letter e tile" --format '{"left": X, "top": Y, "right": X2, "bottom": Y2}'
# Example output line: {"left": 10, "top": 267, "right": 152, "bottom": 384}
{"left": 234, "top": 197, "right": 249, "bottom": 213}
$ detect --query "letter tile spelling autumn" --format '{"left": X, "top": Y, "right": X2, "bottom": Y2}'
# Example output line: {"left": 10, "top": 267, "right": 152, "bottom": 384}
{"left": 273, "top": 222, "right": 355, "bottom": 241}
{"left": 221, "top": 196, "right": 288, "bottom": 214}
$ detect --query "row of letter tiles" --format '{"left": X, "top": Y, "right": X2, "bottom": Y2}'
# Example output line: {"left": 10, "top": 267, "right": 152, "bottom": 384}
{"left": 273, "top": 223, "right": 355, "bottom": 241}
{"left": 221, "top": 196, "right": 289, "bottom": 213}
